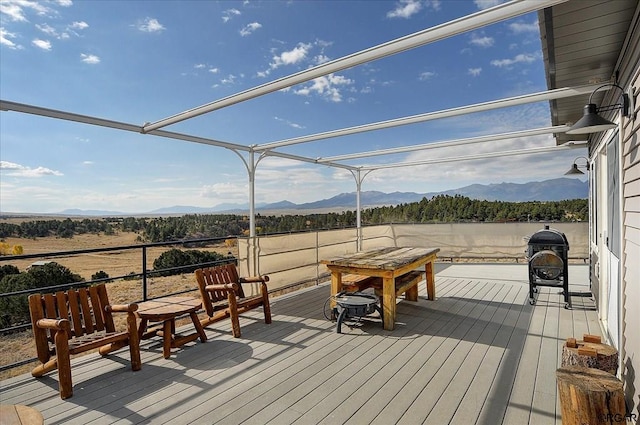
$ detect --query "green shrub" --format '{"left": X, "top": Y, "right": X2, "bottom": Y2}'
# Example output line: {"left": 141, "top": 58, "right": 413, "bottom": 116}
{"left": 91, "top": 270, "right": 112, "bottom": 282}
{"left": 152, "top": 249, "right": 233, "bottom": 276}
{"left": 0, "top": 262, "right": 84, "bottom": 329}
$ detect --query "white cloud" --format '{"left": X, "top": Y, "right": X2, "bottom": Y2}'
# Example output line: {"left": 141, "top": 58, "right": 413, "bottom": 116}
{"left": 313, "top": 54, "right": 330, "bottom": 65}
{"left": 258, "top": 39, "right": 331, "bottom": 77}
{"left": 240, "top": 22, "right": 262, "bottom": 37}
{"left": 56, "top": 0, "right": 73, "bottom": 6}
{"left": 222, "top": 8, "right": 241, "bottom": 23}
{"left": 0, "top": 2, "right": 27, "bottom": 21}
{"left": 201, "top": 182, "right": 247, "bottom": 200}
{"left": 252, "top": 160, "right": 333, "bottom": 203}
{"left": 36, "top": 21, "right": 87, "bottom": 40}
{"left": 379, "top": 133, "right": 573, "bottom": 189}
{"left": 83, "top": 161, "right": 94, "bottom": 165}
{"left": 36, "top": 23, "right": 57, "bottom": 36}
{"left": 419, "top": 71, "right": 436, "bottom": 81}
{"left": 387, "top": 0, "right": 422, "bottom": 19}
{"left": 221, "top": 74, "right": 238, "bottom": 84}
{"left": 474, "top": 0, "right": 504, "bottom": 10}
{"left": 469, "top": 34, "right": 494, "bottom": 48}
{"left": 0, "top": 27, "right": 21, "bottom": 49}
{"left": 270, "top": 42, "right": 311, "bottom": 69}
{"left": 0, "top": 0, "right": 52, "bottom": 22}
{"left": 69, "top": 21, "right": 88, "bottom": 30}
{"left": 274, "top": 116, "right": 305, "bottom": 130}
{"left": 0, "top": 161, "right": 63, "bottom": 177}
{"left": 509, "top": 21, "right": 538, "bottom": 34}
{"left": 194, "top": 63, "right": 206, "bottom": 69}
{"left": 32, "top": 38, "right": 51, "bottom": 50}
{"left": 490, "top": 52, "right": 538, "bottom": 67}
{"left": 293, "top": 73, "right": 353, "bottom": 103}
{"left": 81, "top": 53, "right": 100, "bottom": 64}
{"left": 468, "top": 67, "right": 482, "bottom": 77}
{"left": 137, "top": 17, "right": 165, "bottom": 33}
{"left": 209, "top": 67, "right": 219, "bottom": 74}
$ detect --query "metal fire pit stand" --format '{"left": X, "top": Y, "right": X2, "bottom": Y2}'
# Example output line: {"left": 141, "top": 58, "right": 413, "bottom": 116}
{"left": 331, "top": 292, "right": 382, "bottom": 334}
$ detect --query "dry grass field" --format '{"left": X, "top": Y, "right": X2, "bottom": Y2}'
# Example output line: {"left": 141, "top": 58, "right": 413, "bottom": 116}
{"left": 0, "top": 230, "right": 237, "bottom": 380}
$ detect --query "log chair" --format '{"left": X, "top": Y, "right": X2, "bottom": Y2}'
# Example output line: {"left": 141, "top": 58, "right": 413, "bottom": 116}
{"left": 28, "top": 284, "right": 141, "bottom": 399}
{"left": 195, "top": 264, "right": 271, "bottom": 338}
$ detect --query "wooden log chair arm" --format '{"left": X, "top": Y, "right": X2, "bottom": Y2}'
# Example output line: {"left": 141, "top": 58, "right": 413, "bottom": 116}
{"left": 238, "top": 275, "right": 271, "bottom": 323}
{"left": 238, "top": 275, "right": 269, "bottom": 284}
{"left": 106, "top": 303, "right": 138, "bottom": 313}
{"left": 100, "top": 303, "right": 141, "bottom": 358}
{"left": 28, "top": 284, "right": 141, "bottom": 399}
{"left": 195, "top": 264, "right": 272, "bottom": 338}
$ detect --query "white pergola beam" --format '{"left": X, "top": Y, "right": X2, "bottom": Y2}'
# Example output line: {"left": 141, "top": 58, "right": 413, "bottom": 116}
{"left": 142, "top": 0, "right": 568, "bottom": 133}
{"left": 1, "top": 100, "right": 142, "bottom": 133}
{"left": 0, "top": 100, "right": 249, "bottom": 152}
{"left": 0, "top": 99, "right": 357, "bottom": 170}
{"left": 258, "top": 84, "right": 600, "bottom": 151}
{"left": 359, "top": 143, "right": 585, "bottom": 171}
{"left": 263, "top": 150, "right": 356, "bottom": 170}
{"left": 318, "top": 125, "right": 571, "bottom": 162}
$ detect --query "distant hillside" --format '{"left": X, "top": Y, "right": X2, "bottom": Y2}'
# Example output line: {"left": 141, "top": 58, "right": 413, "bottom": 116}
{"left": 253, "top": 177, "right": 588, "bottom": 211}
{"left": 55, "top": 177, "right": 587, "bottom": 216}
{"left": 432, "top": 177, "right": 588, "bottom": 202}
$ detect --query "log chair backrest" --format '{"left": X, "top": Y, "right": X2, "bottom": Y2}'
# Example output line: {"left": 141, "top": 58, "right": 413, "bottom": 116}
{"left": 195, "top": 264, "right": 246, "bottom": 317}
{"left": 29, "top": 284, "right": 115, "bottom": 357}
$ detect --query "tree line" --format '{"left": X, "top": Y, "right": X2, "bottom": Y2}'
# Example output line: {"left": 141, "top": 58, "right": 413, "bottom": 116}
{"left": 0, "top": 195, "right": 587, "bottom": 244}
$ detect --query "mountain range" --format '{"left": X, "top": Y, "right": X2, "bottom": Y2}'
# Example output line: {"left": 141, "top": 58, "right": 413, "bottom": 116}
{"left": 55, "top": 177, "right": 588, "bottom": 216}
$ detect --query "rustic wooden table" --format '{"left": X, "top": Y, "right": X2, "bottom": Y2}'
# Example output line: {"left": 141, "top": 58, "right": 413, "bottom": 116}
{"left": 321, "top": 247, "right": 440, "bottom": 331}
{"left": 136, "top": 296, "right": 207, "bottom": 359}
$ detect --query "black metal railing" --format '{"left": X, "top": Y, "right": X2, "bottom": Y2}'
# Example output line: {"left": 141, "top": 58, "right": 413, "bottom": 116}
{"left": 0, "top": 237, "right": 234, "bottom": 330}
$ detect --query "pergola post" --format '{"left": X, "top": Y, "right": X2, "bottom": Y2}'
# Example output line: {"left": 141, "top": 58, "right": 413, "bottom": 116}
{"left": 356, "top": 169, "right": 362, "bottom": 252}
{"left": 248, "top": 149, "right": 256, "bottom": 238}
{"left": 352, "top": 169, "right": 373, "bottom": 252}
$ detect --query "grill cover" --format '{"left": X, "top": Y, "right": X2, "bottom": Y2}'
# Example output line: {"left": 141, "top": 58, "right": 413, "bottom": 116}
{"left": 528, "top": 227, "right": 569, "bottom": 247}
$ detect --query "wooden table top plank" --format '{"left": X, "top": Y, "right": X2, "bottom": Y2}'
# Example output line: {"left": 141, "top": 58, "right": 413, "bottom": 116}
{"left": 321, "top": 247, "right": 439, "bottom": 271}
{"left": 136, "top": 297, "right": 202, "bottom": 320}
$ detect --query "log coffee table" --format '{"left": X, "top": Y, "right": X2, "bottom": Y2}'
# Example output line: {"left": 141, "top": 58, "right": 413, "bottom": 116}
{"left": 136, "top": 296, "right": 207, "bottom": 359}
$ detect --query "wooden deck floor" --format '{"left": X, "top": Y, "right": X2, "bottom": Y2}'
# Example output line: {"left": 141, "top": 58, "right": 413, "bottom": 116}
{"left": 0, "top": 264, "right": 600, "bottom": 425}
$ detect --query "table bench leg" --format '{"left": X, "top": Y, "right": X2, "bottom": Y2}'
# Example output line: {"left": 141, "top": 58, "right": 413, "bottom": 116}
{"left": 382, "top": 277, "right": 396, "bottom": 331}
{"left": 425, "top": 260, "right": 435, "bottom": 301}
{"left": 405, "top": 283, "right": 419, "bottom": 301}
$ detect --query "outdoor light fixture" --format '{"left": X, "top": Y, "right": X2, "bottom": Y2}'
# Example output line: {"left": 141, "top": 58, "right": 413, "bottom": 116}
{"left": 565, "top": 156, "right": 590, "bottom": 175}
{"left": 566, "top": 82, "right": 633, "bottom": 134}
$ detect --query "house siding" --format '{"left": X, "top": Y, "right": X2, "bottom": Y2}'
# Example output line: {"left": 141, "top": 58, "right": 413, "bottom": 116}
{"left": 620, "top": 23, "right": 640, "bottom": 415}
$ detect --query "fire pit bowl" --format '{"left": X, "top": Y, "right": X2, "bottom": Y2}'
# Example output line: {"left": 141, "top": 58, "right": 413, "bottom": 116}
{"left": 331, "top": 292, "right": 382, "bottom": 334}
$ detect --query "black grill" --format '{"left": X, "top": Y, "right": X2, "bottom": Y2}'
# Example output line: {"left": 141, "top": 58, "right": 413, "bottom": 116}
{"left": 526, "top": 225, "right": 571, "bottom": 309}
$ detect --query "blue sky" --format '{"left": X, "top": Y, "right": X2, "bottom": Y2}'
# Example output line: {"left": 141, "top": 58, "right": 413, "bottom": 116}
{"left": 0, "top": 0, "right": 586, "bottom": 214}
